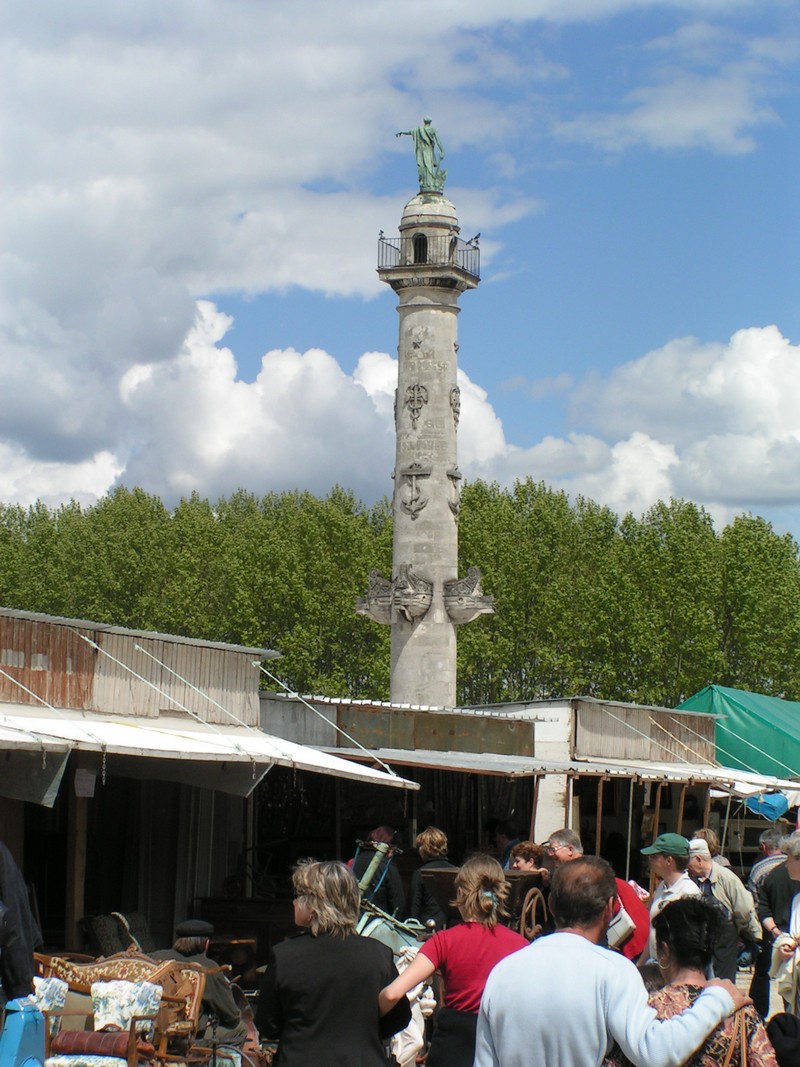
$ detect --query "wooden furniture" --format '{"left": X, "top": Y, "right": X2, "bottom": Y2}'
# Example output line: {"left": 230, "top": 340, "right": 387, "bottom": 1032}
{"left": 36, "top": 953, "right": 212, "bottom": 1066}
{"left": 43, "top": 979, "right": 162, "bottom": 1066}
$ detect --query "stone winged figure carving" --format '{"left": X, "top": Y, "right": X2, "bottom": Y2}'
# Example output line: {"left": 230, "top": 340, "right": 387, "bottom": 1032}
{"left": 396, "top": 117, "right": 447, "bottom": 193}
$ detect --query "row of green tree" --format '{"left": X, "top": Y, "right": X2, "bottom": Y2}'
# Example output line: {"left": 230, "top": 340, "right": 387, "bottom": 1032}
{"left": 1, "top": 480, "right": 798, "bottom": 707}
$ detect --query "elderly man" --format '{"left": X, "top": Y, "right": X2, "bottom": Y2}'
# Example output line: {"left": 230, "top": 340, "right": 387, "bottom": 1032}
{"left": 747, "top": 828, "right": 787, "bottom": 1016}
{"left": 640, "top": 833, "right": 700, "bottom": 965}
{"left": 153, "top": 919, "right": 247, "bottom": 1049}
{"left": 687, "top": 838, "right": 762, "bottom": 981}
{"left": 474, "top": 856, "right": 748, "bottom": 1067}
{"left": 749, "top": 828, "right": 787, "bottom": 899}
{"left": 546, "top": 829, "right": 649, "bottom": 961}
{"left": 756, "top": 833, "right": 800, "bottom": 1016}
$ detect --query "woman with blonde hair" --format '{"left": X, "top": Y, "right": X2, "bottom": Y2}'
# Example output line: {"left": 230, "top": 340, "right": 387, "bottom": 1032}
{"left": 380, "top": 854, "right": 527, "bottom": 1067}
{"left": 256, "top": 859, "right": 410, "bottom": 1066}
{"left": 407, "top": 826, "right": 457, "bottom": 929}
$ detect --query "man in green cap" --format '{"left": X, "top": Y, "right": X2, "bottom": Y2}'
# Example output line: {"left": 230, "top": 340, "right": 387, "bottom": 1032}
{"left": 639, "top": 833, "right": 700, "bottom": 966}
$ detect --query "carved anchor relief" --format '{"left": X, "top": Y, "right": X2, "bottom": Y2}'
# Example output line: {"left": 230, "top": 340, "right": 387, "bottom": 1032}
{"left": 450, "top": 385, "right": 461, "bottom": 428}
{"left": 447, "top": 466, "right": 462, "bottom": 519}
{"left": 404, "top": 383, "right": 428, "bottom": 427}
{"left": 399, "top": 462, "right": 431, "bottom": 519}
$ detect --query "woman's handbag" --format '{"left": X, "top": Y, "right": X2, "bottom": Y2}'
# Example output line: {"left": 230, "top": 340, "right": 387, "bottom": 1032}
{"left": 721, "top": 1007, "right": 748, "bottom": 1067}
{"left": 607, "top": 902, "right": 636, "bottom": 950}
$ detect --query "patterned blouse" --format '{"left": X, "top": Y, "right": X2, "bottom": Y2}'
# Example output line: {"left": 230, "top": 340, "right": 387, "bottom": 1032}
{"left": 604, "top": 983, "right": 777, "bottom": 1067}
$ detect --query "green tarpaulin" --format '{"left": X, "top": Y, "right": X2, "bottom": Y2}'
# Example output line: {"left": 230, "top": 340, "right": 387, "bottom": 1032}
{"left": 678, "top": 685, "right": 800, "bottom": 781}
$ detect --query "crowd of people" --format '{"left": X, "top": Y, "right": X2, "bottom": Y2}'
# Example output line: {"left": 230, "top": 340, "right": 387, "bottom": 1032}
{"left": 5, "top": 820, "right": 800, "bottom": 1067}
{"left": 250, "top": 821, "right": 800, "bottom": 1066}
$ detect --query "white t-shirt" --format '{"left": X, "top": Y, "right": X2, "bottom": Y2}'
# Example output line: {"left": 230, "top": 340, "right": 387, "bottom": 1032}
{"left": 475, "top": 931, "right": 732, "bottom": 1067}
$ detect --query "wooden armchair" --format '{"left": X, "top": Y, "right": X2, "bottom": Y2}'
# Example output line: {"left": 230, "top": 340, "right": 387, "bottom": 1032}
{"left": 147, "top": 960, "right": 206, "bottom": 1063}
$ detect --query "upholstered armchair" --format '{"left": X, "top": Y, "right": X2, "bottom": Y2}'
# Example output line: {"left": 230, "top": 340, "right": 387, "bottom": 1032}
{"left": 43, "top": 979, "right": 162, "bottom": 1067}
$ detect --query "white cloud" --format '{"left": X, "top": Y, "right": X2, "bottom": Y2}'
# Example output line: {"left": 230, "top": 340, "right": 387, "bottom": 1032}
{"left": 2, "top": 0, "right": 797, "bottom": 533}
{"left": 0, "top": 443, "right": 123, "bottom": 509}
{"left": 556, "top": 21, "right": 791, "bottom": 154}
{"left": 4, "top": 296, "right": 800, "bottom": 538}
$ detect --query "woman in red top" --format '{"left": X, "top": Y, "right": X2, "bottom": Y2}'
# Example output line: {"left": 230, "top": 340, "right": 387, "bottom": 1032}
{"left": 379, "top": 854, "right": 528, "bottom": 1067}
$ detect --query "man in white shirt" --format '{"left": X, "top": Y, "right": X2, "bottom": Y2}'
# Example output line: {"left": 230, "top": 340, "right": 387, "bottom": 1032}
{"left": 475, "top": 855, "right": 748, "bottom": 1067}
{"left": 640, "top": 832, "right": 700, "bottom": 965}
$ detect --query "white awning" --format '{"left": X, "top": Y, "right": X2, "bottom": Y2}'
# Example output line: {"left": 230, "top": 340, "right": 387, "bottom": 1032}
{"left": 325, "top": 746, "right": 799, "bottom": 799}
{"left": 0, "top": 704, "right": 417, "bottom": 801}
{"left": 0, "top": 720, "right": 71, "bottom": 806}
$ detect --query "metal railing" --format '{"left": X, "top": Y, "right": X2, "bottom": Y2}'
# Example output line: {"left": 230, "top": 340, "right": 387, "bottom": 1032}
{"left": 378, "top": 233, "right": 480, "bottom": 279}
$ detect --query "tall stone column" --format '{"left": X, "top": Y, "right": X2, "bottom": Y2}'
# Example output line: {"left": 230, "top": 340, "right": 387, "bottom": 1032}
{"left": 358, "top": 192, "right": 493, "bottom": 707}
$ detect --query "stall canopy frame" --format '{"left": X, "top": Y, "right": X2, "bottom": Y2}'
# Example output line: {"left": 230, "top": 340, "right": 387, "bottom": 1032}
{"left": 0, "top": 703, "right": 419, "bottom": 805}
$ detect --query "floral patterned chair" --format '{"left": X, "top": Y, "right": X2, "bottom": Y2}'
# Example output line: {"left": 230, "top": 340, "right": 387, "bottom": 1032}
{"left": 43, "top": 979, "right": 162, "bottom": 1067}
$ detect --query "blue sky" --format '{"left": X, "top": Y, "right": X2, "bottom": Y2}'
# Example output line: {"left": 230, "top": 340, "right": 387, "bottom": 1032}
{"left": 2, "top": 0, "right": 799, "bottom": 533}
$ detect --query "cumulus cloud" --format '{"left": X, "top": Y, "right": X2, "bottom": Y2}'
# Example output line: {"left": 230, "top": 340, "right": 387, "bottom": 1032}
{"left": 114, "top": 302, "right": 511, "bottom": 504}
{"left": 2, "top": 0, "right": 797, "bottom": 533}
{"left": 2, "top": 293, "right": 800, "bottom": 536}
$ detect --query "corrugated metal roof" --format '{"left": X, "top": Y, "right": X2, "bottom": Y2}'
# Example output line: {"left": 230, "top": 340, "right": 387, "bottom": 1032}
{"left": 0, "top": 606, "right": 280, "bottom": 658}
{"left": 324, "top": 746, "right": 799, "bottom": 797}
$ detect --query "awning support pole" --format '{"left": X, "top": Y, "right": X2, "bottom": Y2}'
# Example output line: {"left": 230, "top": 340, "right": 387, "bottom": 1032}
{"left": 65, "top": 768, "right": 88, "bottom": 950}
{"left": 595, "top": 778, "right": 605, "bottom": 856}
{"left": 721, "top": 791, "right": 734, "bottom": 854}
{"left": 529, "top": 775, "right": 540, "bottom": 842}
{"left": 652, "top": 782, "right": 663, "bottom": 843}
{"left": 703, "top": 787, "right": 712, "bottom": 827}
{"left": 676, "top": 784, "right": 687, "bottom": 836}
{"left": 625, "top": 778, "right": 634, "bottom": 881}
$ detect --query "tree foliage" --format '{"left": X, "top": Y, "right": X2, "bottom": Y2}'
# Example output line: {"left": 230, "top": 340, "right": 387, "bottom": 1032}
{"left": 1, "top": 479, "right": 798, "bottom": 705}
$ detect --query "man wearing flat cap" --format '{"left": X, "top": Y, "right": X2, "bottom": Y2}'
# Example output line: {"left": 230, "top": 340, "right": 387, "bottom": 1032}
{"left": 153, "top": 918, "right": 247, "bottom": 1049}
{"left": 687, "top": 838, "right": 762, "bottom": 981}
{"left": 639, "top": 833, "right": 700, "bottom": 966}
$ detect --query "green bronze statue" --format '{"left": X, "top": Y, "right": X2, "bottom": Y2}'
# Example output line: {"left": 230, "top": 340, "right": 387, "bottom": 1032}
{"left": 397, "top": 116, "right": 447, "bottom": 193}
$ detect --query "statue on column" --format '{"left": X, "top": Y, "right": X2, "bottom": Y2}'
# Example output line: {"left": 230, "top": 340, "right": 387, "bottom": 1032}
{"left": 397, "top": 117, "right": 447, "bottom": 193}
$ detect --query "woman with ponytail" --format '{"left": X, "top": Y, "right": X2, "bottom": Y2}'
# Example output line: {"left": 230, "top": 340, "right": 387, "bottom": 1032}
{"left": 605, "top": 897, "right": 776, "bottom": 1067}
{"left": 379, "top": 854, "right": 527, "bottom": 1067}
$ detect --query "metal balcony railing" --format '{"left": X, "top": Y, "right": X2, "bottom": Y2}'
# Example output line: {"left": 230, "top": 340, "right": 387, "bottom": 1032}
{"left": 378, "top": 233, "right": 480, "bottom": 280}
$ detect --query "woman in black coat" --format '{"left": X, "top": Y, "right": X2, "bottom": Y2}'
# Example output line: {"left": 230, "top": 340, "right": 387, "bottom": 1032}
{"left": 256, "top": 859, "right": 410, "bottom": 1066}
{"left": 407, "top": 826, "right": 456, "bottom": 929}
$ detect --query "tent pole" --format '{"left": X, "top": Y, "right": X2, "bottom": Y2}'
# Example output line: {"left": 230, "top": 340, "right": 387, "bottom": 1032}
{"left": 703, "top": 787, "right": 712, "bottom": 828}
